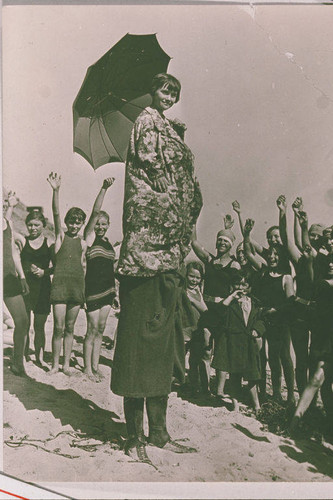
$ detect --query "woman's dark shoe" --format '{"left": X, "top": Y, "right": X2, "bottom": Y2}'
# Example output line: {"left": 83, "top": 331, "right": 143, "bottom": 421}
{"left": 124, "top": 437, "right": 157, "bottom": 469}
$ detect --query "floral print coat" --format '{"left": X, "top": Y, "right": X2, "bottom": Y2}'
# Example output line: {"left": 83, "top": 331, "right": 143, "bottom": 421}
{"left": 117, "top": 107, "right": 203, "bottom": 277}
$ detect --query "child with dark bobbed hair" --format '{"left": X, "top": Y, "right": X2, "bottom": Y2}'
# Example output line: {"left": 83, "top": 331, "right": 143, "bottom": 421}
{"left": 47, "top": 172, "right": 87, "bottom": 375}
{"left": 19, "top": 207, "right": 53, "bottom": 366}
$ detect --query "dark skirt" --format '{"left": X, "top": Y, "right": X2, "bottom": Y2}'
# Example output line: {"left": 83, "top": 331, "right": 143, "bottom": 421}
{"left": 212, "top": 331, "right": 261, "bottom": 381}
{"left": 111, "top": 272, "right": 186, "bottom": 398}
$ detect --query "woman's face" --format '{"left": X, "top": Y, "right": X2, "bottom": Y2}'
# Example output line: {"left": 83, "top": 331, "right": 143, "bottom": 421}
{"left": 268, "top": 248, "right": 280, "bottom": 269}
{"left": 309, "top": 231, "right": 322, "bottom": 250}
{"left": 267, "top": 229, "right": 281, "bottom": 247}
{"left": 186, "top": 268, "right": 202, "bottom": 290}
{"left": 216, "top": 235, "right": 232, "bottom": 255}
{"left": 236, "top": 248, "right": 247, "bottom": 267}
{"left": 26, "top": 218, "right": 44, "bottom": 239}
{"left": 94, "top": 216, "right": 109, "bottom": 237}
{"left": 152, "top": 84, "right": 177, "bottom": 114}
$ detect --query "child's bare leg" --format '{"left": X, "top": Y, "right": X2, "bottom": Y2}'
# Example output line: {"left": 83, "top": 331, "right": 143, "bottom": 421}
{"left": 92, "top": 305, "right": 111, "bottom": 376}
{"left": 216, "top": 370, "right": 228, "bottom": 396}
{"left": 280, "top": 328, "right": 295, "bottom": 404}
{"left": 49, "top": 303, "right": 66, "bottom": 374}
{"left": 290, "top": 320, "right": 309, "bottom": 395}
{"left": 229, "top": 374, "right": 242, "bottom": 411}
{"left": 199, "top": 358, "right": 211, "bottom": 393}
{"left": 321, "top": 363, "right": 333, "bottom": 420}
{"left": 84, "top": 310, "right": 99, "bottom": 379}
{"left": 63, "top": 304, "right": 80, "bottom": 375}
{"left": 33, "top": 313, "right": 48, "bottom": 366}
{"left": 248, "top": 381, "right": 260, "bottom": 412}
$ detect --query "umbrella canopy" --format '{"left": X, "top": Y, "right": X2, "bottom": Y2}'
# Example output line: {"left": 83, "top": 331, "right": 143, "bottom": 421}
{"left": 73, "top": 33, "right": 171, "bottom": 169}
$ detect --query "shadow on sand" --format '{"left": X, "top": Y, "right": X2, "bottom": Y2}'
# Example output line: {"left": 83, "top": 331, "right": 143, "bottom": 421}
{"left": 3, "top": 359, "right": 126, "bottom": 444}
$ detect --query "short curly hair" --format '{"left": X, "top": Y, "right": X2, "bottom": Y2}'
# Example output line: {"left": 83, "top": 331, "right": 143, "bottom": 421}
{"left": 151, "top": 73, "right": 181, "bottom": 103}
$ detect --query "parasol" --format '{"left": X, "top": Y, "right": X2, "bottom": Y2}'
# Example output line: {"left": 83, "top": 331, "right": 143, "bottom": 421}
{"left": 73, "top": 33, "right": 171, "bottom": 169}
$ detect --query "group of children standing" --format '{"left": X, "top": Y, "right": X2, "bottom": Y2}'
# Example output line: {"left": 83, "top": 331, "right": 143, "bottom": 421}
{"left": 3, "top": 174, "right": 117, "bottom": 381}
{"left": 2, "top": 181, "right": 333, "bottom": 432}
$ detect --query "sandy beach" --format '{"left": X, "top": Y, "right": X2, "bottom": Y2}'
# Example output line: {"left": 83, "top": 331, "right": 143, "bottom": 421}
{"left": 3, "top": 310, "right": 333, "bottom": 485}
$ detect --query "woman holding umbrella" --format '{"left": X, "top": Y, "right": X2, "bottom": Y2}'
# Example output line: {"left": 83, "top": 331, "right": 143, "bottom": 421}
{"left": 111, "top": 73, "right": 203, "bottom": 462}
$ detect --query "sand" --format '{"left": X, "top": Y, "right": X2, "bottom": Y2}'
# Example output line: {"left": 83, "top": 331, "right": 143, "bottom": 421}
{"left": 3, "top": 310, "right": 333, "bottom": 485}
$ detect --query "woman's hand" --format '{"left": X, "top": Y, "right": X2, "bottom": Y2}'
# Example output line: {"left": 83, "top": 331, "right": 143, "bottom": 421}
{"left": 31, "top": 264, "right": 45, "bottom": 278}
{"left": 232, "top": 200, "right": 241, "bottom": 214}
{"left": 20, "top": 278, "right": 30, "bottom": 295}
{"left": 102, "top": 177, "right": 115, "bottom": 190}
{"left": 292, "top": 197, "right": 303, "bottom": 214}
{"left": 302, "top": 245, "right": 313, "bottom": 260}
{"left": 47, "top": 172, "right": 61, "bottom": 191}
{"left": 224, "top": 214, "right": 234, "bottom": 230}
{"left": 276, "top": 195, "right": 287, "bottom": 213}
{"left": 153, "top": 175, "right": 168, "bottom": 193}
{"left": 244, "top": 218, "right": 255, "bottom": 235}
{"left": 7, "top": 191, "right": 19, "bottom": 207}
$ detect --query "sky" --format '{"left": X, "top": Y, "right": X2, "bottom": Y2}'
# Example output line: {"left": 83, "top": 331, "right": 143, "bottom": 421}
{"left": 2, "top": 4, "right": 333, "bottom": 253}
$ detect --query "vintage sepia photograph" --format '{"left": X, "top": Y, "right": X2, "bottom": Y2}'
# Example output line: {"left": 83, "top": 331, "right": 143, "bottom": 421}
{"left": 1, "top": 2, "right": 333, "bottom": 498}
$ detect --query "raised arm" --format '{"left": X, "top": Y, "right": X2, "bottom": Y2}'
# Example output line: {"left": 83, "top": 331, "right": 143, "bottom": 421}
{"left": 292, "top": 197, "right": 303, "bottom": 251}
{"left": 277, "top": 195, "right": 300, "bottom": 265}
{"left": 191, "top": 226, "right": 210, "bottom": 264}
{"left": 223, "top": 214, "right": 234, "bottom": 230}
{"left": 47, "top": 172, "right": 63, "bottom": 240}
{"left": 5, "top": 191, "right": 19, "bottom": 221}
{"left": 233, "top": 200, "right": 265, "bottom": 255}
{"left": 297, "top": 210, "right": 317, "bottom": 257}
{"left": 243, "top": 219, "right": 263, "bottom": 271}
{"left": 232, "top": 200, "right": 244, "bottom": 236}
{"left": 84, "top": 177, "right": 115, "bottom": 246}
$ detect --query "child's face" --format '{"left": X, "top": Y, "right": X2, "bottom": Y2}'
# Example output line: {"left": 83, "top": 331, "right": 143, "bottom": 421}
{"left": 187, "top": 268, "right": 202, "bottom": 289}
{"left": 232, "top": 278, "right": 251, "bottom": 296}
{"left": 66, "top": 218, "right": 84, "bottom": 236}
{"left": 216, "top": 236, "right": 232, "bottom": 255}
{"left": 267, "top": 229, "right": 281, "bottom": 247}
{"left": 26, "top": 219, "right": 44, "bottom": 239}
{"left": 94, "top": 216, "right": 109, "bottom": 237}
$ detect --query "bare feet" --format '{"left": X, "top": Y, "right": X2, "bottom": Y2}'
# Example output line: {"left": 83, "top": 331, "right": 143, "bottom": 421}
{"left": 92, "top": 369, "right": 105, "bottom": 381}
{"left": 83, "top": 369, "right": 98, "bottom": 382}
{"left": 63, "top": 366, "right": 73, "bottom": 376}
{"left": 48, "top": 366, "right": 60, "bottom": 375}
{"left": 231, "top": 398, "right": 239, "bottom": 412}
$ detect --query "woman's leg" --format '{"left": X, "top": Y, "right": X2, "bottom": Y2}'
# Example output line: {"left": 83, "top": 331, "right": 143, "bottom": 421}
{"left": 63, "top": 304, "right": 81, "bottom": 375}
{"left": 259, "top": 338, "right": 267, "bottom": 399}
{"left": 267, "top": 334, "right": 283, "bottom": 400}
{"left": 290, "top": 361, "right": 325, "bottom": 431}
{"left": 290, "top": 320, "right": 310, "bottom": 395}
{"left": 49, "top": 303, "right": 66, "bottom": 374}
{"left": 4, "top": 295, "right": 29, "bottom": 375}
{"left": 280, "top": 326, "right": 295, "bottom": 404}
{"left": 33, "top": 313, "right": 48, "bottom": 365}
{"left": 321, "top": 362, "right": 333, "bottom": 422}
{"left": 84, "top": 309, "right": 99, "bottom": 379}
{"left": 92, "top": 305, "right": 112, "bottom": 374}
